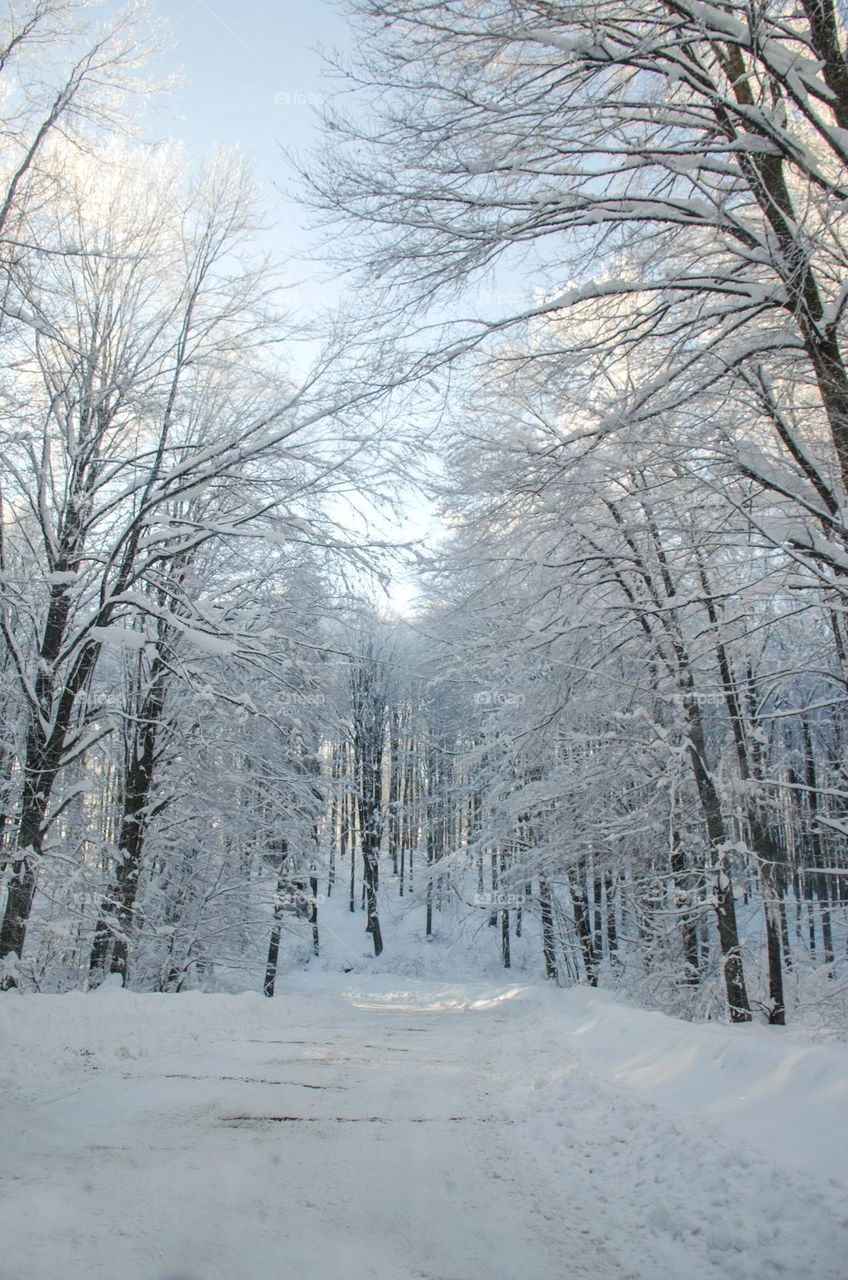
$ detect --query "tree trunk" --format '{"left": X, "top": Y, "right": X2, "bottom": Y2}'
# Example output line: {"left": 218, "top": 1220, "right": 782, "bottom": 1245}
{"left": 363, "top": 845, "right": 383, "bottom": 955}
{"left": 264, "top": 851, "right": 289, "bottom": 998}
{"left": 0, "top": 738, "right": 57, "bottom": 986}
{"left": 569, "top": 860, "right": 598, "bottom": 987}
{"left": 310, "top": 875, "right": 320, "bottom": 958}
{"left": 803, "top": 721, "right": 835, "bottom": 971}
{"left": 89, "top": 657, "right": 167, "bottom": 987}
{"left": 539, "top": 875, "right": 557, "bottom": 980}
{"left": 685, "top": 700, "right": 752, "bottom": 1021}
{"left": 500, "top": 848, "right": 510, "bottom": 967}
{"left": 670, "top": 834, "right": 699, "bottom": 983}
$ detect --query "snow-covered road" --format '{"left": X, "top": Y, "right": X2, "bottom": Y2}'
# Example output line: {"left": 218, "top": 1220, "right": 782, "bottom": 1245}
{"left": 2, "top": 980, "right": 847, "bottom": 1280}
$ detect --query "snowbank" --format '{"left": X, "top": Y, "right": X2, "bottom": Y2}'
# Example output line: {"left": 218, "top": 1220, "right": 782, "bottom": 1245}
{"left": 508, "top": 984, "right": 848, "bottom": 1187}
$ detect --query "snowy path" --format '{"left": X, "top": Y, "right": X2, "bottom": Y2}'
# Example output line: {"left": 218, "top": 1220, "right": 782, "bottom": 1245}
{"left": 2, "top": 981, "right": 847, "bottom": 1280}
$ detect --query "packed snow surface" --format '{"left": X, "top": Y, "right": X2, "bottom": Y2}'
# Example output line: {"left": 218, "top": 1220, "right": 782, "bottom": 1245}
{"left": 1, "top": 975, "right": 846, "bottom": 1280}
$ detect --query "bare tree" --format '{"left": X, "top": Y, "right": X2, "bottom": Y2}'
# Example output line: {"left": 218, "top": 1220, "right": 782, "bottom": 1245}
{"left": 349, "top": 632, "right": 390, "bottom": 955}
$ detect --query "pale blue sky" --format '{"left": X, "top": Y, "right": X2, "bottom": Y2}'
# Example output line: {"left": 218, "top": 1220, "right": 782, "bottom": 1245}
{"left": 149, "top": 0, "right": 433, "bottom": 613}
{"left": 152, "top": 0, "right": 348, "bottom": 281}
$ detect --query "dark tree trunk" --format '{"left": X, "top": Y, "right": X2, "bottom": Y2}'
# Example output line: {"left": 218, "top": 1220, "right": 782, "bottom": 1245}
{"left": 388, "top": 709, "right": 400, "bottom": 876}
{"left": 592, "top": 866, "right": 603, "bottom": 964}
{"left": 348, "top": 772, "right": 356, "bottom": 915}
{"left": 778, "top": 889, "right": 793, "bottom": 972}
{"left": 364, "top": 846, "right": 383, "bottom": 955}
{"left": 764, "top": 897, "right": 786, "bottom": 1025}
{"left": 310, "top": 875, "right": 320, "bottom": 958}
{"left": 488, "top": 849, "right": 498, "bottom": 927}
{"left": 327, "top": 747, "right": 338, "bottom": 899}
{"left": 685, "top": 702, "right": 752, "bottom": 1021}
{"left": 264, "top": 849, "right": 289, "bottom": 998}
{"left": 803, "top": 721, "right": 835, "bottom": 970}
{"left": 425, "top": 820, "right": 434, "bottom": 938}
{"left": 570, "top": 861, "right": 598, "bottom": 987}
{"left": 500, "top": 849, "right": 510, "bottom": 967}
{"left": 670, "top": 834, "right": 699, "bottom": 982}
{"left": 350, "top": 650, "right": 387, "bottom": 956}
{"left": 90, "top": 660, "right": 167, "bottom": 986}
{"left": 0, "top": 724, "right": 63, "bottom": 986}
{"left": 539, "top": 875, "right": 557, "bottom": 980}
{"left": 604, "top": 867, "right": 618, "bottom": 960}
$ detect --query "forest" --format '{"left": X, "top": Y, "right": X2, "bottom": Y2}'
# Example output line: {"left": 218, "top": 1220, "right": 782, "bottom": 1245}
{"left": 1, "top": 0, "right": 848, "bottom": 1040}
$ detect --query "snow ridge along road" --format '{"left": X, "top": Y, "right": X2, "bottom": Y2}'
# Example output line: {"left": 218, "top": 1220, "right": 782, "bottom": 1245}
{"left": 1, "top": 978, "right": 846, "bottom": 1280}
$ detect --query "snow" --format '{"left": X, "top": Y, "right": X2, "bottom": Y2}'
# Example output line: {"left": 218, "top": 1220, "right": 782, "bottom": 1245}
{"left": 89, "top": 625, "right": 147, "bottom": 650}
{"left": 181, "top": 627, "right": 237, "bottom": 656}
{"left": 1, "top": 972, "right": 847, "bottom": 1279}
{"left": 516, "top": 986, "right": 848, "bottom": 1184}
{"left": 4, "top": 303, "right": 50, "bottom": 334}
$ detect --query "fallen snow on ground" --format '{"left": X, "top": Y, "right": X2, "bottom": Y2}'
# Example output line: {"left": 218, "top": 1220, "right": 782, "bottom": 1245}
{"left": 1, "top": 975, "right": 847, "bottom": 1280}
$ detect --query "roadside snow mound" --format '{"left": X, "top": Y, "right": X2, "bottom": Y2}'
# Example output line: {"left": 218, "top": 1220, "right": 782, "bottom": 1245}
{"left": 506, "top": 983, "right": 848, "bottom": 1186}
